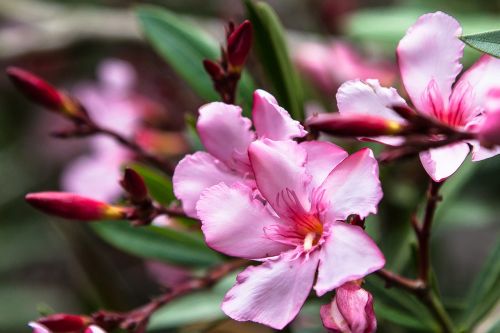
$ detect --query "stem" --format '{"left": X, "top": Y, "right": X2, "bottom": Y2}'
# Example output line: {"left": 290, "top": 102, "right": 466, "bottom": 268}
{"left": 93, "top": 259, "right": 248, "bottom": 333}
{"left": 421, "top": 289, "right": 457, "bottom": 333}
{"left": 95, "top": 125, "right": 175, "bottom": 174}
{"left": 375, "top": 269, "right": 424, "bottom": 293}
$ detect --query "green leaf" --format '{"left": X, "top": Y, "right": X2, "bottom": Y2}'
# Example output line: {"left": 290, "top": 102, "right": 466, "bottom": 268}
{"left": 127, "top": 163, "right": 175, "bottom": 205}
{"left": 135, "top": 5, "right": 254, "bottom": 113}
{"left": 460, "top": 241, "right": 500, "bottom": 331}
{"left": 374, "top": 300, "right": 435, "bottom": 331}
{"left": 92, "top": 221, "right": 222, "bottom": 267}
{"left": 244, "top": 0, "right": 304, "bottom": 120}
{"left": 461, "top": 30, "right": 500, "bottom": 58}
{"left": 148, "top": 272, "right": 239, "bottom": 329}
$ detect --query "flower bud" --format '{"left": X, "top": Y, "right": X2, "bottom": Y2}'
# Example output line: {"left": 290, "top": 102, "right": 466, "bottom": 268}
{"left": 227, "top": 20, "right": 253, "bottom": 70}
{"left": 203, "top": 59, "right": 224, "bottom": 80}
{"left": 477, "top": 110, "right": 500, "bottom": 147}
{"left": 32, "top": 313, "right": 91, "bottom": 333}
{"left": 320, "top": 282, "right": 376, "bottom": 333}
{"left": 6, "top": 67, "right": 80, "bottom": 118}
{"left": 120, "top": 168, "right": 148, "bottom": 203}
{"left": 25, "top": 192, "right": 128, "bottom": 221}
{"left": 307, "top": 113, "right": 403, "bottom": 137}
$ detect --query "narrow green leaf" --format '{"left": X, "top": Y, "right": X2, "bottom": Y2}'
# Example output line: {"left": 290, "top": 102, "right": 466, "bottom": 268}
{"left": 148, "top": 272, "right": 239, "bottom": 329}
{"left": 135, "top": 5, "right": 254, "bottom": 113}
{"left": 244, "top": 0, "right": 304, "bottom": 120}
{"left": 374, "top": 300, "right": 435, "bottom": 331}
{"left": 92, "top": 221, "right": 222, "bottom": 267}
{"left": 127, "top": 163, "right": 174, "bottom": 205}
{"left": 460, "top": 241, "right": 500, "bottom": 331}
{"left": 461, "top": 30, "right": 500, "bottom": 58}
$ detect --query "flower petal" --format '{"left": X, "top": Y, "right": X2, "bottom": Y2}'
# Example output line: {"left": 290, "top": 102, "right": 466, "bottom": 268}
{"left": 456, "top": 55, "right": 500, "bottom": 112}
{"left": 248, "top": 139, "right": 310, "bottom": 213}
{"left": 252, "top": 89, "right": 307, "bottom": 140}
{"left": 300, "top": 141, "right": 348, "bottom": 189}
{"left": 335, "top": 283, "right": 377, "bottom": 333}
{"left": 320, "top": 148, "right": 382, "bottom": 221}
{"left": 397, "top": 12, "right": 463, "bottom": 113}
{"left": 315, "top": 222, "right": 385, "bottom": 296}
{"left": 419, "top": 142, "right": 470, "bottom": 182}
{"left": 222, "top": 250, "right": 319, "bottom": 329}
{"left": 197, "top": 102, "right": 255, "bottom": 169}
{"left": 173, "top": 152, "right": 243, "bottom": 218}
{"left": 337, "top": 79, "right": 407, "bottom": 123}
{"left": 470, "top": 140, "right": 500, "bottom": 162}
{"left": 29, "top": 323, "right": 50, "bottom": 333}
{"left": 197, "top": 182, "right": 292, "bottom": 259}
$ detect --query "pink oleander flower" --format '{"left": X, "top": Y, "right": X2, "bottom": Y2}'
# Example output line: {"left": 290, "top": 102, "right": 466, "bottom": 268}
{"left": 61, "top": 59, "right": 149, "bottom": 201}
{"left": 196, "top": 139, "right": 385, "bottom": 329}
{"left": 320, "top": 281, "right": 376, "bottom": 333}
{"left": 294, "top": 41, "right": 396, "bottom": 94}
{"left": 173, "top": 89, "right": 306, "bottom": 218}
{"left": 334, "top": 12, "right": 500, "bottom": 182}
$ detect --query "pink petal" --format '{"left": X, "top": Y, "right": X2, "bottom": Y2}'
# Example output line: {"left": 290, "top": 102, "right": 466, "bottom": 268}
{"left": 61, "top": 152, "right": 125, "bottom": 202}
{"left": 300, "top": 141, "right": 348, "bottom": 189}
{"left": 197, "top": 182, "right": 291, "bottom": 259}
{"left": 173, "top": 152, "right": 243, "bottom": 218}
{"left": 419, "top": 142, "right": 470, "bottom": 182}
{"left": 456, "top": 55, "right": 500, "bottom": 112}
{"left": 315, "top": 222, "right": 385, "bottom": 296}
{"left": 470, "top": 140, "right": 500, "bottom": 162}
{"left": 197, "top": 102, "right": 255, "bottom": 169}
{"left": 397, "top": 12, "right": 463, "bottom": 113}
{"left": 335, "top": 283, "right": 377, "bottom": 333}
{"left": 85, "top": 326, "right": 107, "bottom": 333}
{"left": 337, "top": 79, "right": 407, "bottom": 123}
{"left": 28, "top": 322, "right": 51, "bottom": 333}
{"left": 320, "top": 148, "right": 382, "bottom": 221}
{"left": 320, "top": 301, "right": 349, "bottom": 332}
{"left": 248, "top": 139, "right": 311, "bottom": 213}
{"left": 222, "top": 250, "right": 319, "bottom": 329}
{"left": 252, "top": 90, "right": 307, "bottom": 140}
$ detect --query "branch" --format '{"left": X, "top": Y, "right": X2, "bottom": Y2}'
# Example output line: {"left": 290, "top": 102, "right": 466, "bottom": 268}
{"left": 92, "top": 259, "right": 248, "bottom": 333}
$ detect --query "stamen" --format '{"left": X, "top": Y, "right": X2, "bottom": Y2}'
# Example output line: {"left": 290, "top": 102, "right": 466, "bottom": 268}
{"left": 303, "top": 232, "right": 316, "bottom": 251}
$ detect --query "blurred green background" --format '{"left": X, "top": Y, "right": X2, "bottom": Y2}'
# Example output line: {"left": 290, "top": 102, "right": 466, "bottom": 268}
{"left": 0, "top": 0, "right": 498, "bottom": 332}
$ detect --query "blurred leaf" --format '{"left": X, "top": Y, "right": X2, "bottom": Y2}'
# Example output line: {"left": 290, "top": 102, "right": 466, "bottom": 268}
{"left": 92, "top": 221, "right": 222, "bottom": 267}
{"left": 127, "top": 163, "right": 175, "bottom": 205}
{"left": 346, "top": 7, "right": 499, "bottom": 65}
{"left": 136, "top": 5, "right": 255, "bottom": 113}
{"left": 461, "top": 30, "right": 500, "bottom": 58}
{"left": 460, "top": 241, "right": 500, "bottom": 331}
{"left": 148, "top": 271, "right": 239, "bottom": 329}
{"left": 185, "top": 114, "right": 204, "bottom": 151}
{"left": 244, "top": 0, "right": 304, "bottom": 120}
{"left": 365, "top": 276, "right": 437, "bottom": 330}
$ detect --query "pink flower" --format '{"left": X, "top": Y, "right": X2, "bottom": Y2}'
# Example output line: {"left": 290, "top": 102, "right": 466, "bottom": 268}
{"left": 173, "top": 89, "right": 306, "bottom": 218}
{"left": 196, "top": 140, "right": 385, "bottom": 329}
{"left": 320, "top": 281, "right": 376, "bottom": 333}
{"left": 61, "top": 59, "right": 147, "bottom": 201}
{"left": 335, "top": 12, "right": 500, "bottom": 182}
{"left": 294, "top": 41, "right": 396, "bottom": 94}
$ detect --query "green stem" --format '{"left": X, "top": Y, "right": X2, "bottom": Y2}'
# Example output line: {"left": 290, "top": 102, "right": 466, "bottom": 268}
{"left": 421, "top": 289, "right": 457, "bottom": 333}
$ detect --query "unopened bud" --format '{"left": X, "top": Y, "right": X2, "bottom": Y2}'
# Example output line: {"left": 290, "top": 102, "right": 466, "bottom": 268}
{"left": 307, "top": 113, "right": 403, "bottom": 137}
{"left": 34, "top": 313, "right": 91, "bottom": 333}
{"left": 26, "top": 192, "right": 127, "bottom": 221}
{"left": 120, "top": 168, "right": 148, "bottom": 203}
{"left": 320, "top": 282, "right": 376, "bottom": 333}
{"left": 6, "top": 67, "right": 81, "bottom": 118}
{"left": 203, "top": 59, "right": 224, "bottom": 80}
{"left": 227, "top": 20, "right": 253, "bottom": 70}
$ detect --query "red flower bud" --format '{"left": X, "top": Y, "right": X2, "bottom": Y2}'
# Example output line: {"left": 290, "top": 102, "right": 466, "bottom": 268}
{"left": 25, "top": 192, "right": 127, "bottom": 221}
{"left": 121, "top": 168, "right": 148, "bottom": 203}
{"left": 227, "top": 20, "right": 253, "bottom": 69}
{"left": 321, "top": 282, "right": 376, "bottom": 333}
{"left": 307, "top": 113, "right": 403, "bottom": 137}
{"left": 6, "top": 67, "right": 80, "bottom": 118}
{"left": 35, "top": 313, "right": 91, "bottom": 333}
{"left": 202, "top": 59, "right": 224, "bottom": 80}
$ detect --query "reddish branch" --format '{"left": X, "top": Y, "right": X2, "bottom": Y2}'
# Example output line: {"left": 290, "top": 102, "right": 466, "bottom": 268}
{"left": 92, "top": 259, "right": 248, "bottom": 333}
